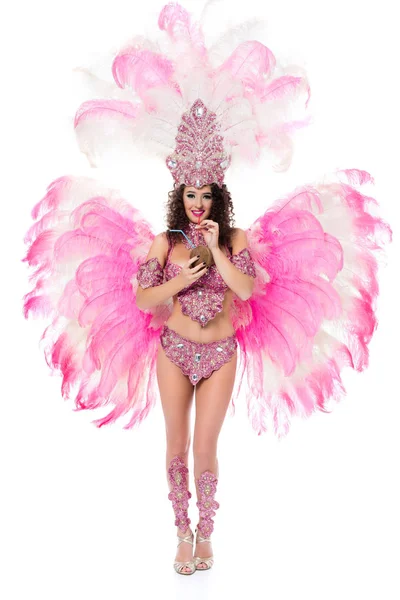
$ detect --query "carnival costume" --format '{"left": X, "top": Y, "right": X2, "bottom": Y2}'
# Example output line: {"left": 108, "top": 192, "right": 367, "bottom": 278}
{"left": 22, "top": 2, "right": 392, "bottom": 574}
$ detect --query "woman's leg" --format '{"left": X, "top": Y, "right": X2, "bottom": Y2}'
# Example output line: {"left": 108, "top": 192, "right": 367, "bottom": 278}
{"left": 156, "top": 342, "right": 195, "bottom": 573}
{"left": 192, "top": 350, "right": 238, "bottom": 568}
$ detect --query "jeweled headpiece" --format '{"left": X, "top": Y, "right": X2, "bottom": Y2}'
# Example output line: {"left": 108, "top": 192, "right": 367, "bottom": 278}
{"left": 73, "top": 2, "right": 311, "bottom": 187}
{"left": 166, "top": 99, "right": 230, "bottom": 188}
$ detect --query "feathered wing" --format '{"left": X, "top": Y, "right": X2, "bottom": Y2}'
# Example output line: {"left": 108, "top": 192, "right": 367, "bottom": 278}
{"left": 22, "top": 175, "right": 171, "bottom": 428}
{"left": 229, "top": 168, "right": 392, "bottom": 438}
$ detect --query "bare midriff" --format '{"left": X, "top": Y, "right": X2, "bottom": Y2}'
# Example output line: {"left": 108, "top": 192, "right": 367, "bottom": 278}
{"left": 164, "top": 242, "right": 236, "bottom": 343}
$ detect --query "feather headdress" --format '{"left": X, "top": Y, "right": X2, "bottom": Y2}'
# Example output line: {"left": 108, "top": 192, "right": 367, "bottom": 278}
{"left": 73, "top": 1, "right": 311, "bottom": 185}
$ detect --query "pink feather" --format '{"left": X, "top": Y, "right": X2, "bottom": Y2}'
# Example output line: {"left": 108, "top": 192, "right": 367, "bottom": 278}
{"left": 22, "top": 175, "right": 168, "bottom": 429}
{"left": 158, "top": 2, "right": 206, "bottom": 58}
{"left": 74, "top": 98, "right": 139, "bottom": 129}
{"left": 217, "top": 40, "right": 276, "bottom": 87}
{"left": 229, "top": 168, "right": 392, "bottom": 438}
{"left": 112, "top": 47, "right": 180, "bottom": 106}
{"left": 260, "top": 74, "right": 311, "bottom": 108}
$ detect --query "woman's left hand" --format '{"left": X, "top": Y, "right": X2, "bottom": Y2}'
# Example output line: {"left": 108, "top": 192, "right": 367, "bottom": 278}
{"left": 195, "top": 220, "right": 219, "bottom": 249}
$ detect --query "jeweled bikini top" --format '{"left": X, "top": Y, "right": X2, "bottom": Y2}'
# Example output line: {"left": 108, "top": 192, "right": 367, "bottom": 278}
{"left": 137, "top": 222, "right": 256, "bottom": 327}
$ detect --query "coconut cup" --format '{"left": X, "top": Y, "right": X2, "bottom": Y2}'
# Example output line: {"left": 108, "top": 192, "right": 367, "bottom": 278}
{"left": 189, "top": 245, "right": 214, "bottom": 268}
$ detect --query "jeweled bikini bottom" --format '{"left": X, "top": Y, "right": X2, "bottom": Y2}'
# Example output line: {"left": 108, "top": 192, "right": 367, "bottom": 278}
{"left": 160, "top": 324, "right": 237, "bottom": 385}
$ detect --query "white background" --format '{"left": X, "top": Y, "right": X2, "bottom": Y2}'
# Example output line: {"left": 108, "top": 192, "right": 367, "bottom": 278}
{"left": 2, "top": 0, "right": 399, "bottom": 598}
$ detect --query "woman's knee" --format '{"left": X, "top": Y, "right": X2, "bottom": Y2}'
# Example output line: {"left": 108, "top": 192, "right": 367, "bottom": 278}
{"left": 166, "top": 435, "right": 191, "bottom": 457}
{"left": 192, "top": 446, "right": 217, "bottom": 466}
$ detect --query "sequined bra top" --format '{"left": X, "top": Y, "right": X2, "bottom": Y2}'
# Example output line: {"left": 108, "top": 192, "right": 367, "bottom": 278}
{"left": 136, "top": 223, "right": 256, "bottom": 327}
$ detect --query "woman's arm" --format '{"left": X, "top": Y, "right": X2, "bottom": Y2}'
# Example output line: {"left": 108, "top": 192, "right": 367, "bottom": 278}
{"left": 135, "top": 233, "right": 185, "bottom": 310}
{"left": 211, "top": 228, "right": 255, "bottom": 301}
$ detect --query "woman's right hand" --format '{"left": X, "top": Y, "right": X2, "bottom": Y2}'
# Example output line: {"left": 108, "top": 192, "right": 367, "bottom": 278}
{"left": 177, "top": 255, "right": 208, "bottom": 288}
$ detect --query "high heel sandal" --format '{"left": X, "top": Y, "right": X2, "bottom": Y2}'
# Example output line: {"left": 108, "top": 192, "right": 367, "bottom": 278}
{"left": 174, "top": 530, "right": 196, "bottom": 575}
{"left": 194, "top": 470, "right": 220, "bottom": 571}
{"left": 194, "top": 527, "right": 214, "bottom": 570}
{"left": 167, "top": 455, "right": 195, "bottom": 575}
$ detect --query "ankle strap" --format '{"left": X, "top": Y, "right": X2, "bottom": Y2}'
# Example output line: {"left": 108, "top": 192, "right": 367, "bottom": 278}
{"left": 195, "top": 529, "right": 211, "bottom": 543}
{"left": 177, "top": 532, "right": 194, "bottom": 547}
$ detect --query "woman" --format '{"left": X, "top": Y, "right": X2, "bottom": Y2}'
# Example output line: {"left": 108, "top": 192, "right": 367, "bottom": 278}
{"left": 22, "top": 0, "right": 391, "bottom": 578}
{"left": 136, "top": 182, "right": 256, "bottom": 574}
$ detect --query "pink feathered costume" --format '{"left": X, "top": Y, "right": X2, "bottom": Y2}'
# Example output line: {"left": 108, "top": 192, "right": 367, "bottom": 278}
{"left": 22, "top": 2, "right": 392, "bottom": 439}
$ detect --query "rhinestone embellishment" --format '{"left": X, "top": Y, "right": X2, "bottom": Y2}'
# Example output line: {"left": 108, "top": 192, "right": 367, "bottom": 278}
{"left": 136, "top": 257, "right": 163, "bottom": 289}
{"left": 165, "top": 249, "right": 226, "bottom": 327}
{"left": 216, "top": 346, "right": 223, "bottom": 352}
{"left": 176, "top": 343, "right": 184, "bottom": 348}
{"left": 167, "top": 456, "right": 192, "bottom": 532}
{"left": 160, "top": 325, "right": 237, "bottom": 386}
{"left": 163, "top": 242, "right": 256, "bottom": 326}
{"left": 165, "top": 99, "right": 230, "bottom": 188}
{"left": 196, "top": 470, "right": 219, "bottom": 538}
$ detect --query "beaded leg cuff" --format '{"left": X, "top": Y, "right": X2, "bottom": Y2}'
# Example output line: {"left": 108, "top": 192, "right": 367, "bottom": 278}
{"left": 167, "top": 455, "right": 192, "bottom": 531}
{"left": 195, "top": 470, "right": 219, "bottom": 538}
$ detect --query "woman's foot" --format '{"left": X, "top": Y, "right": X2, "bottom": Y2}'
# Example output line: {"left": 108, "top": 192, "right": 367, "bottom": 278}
{"left": 194, "top": 531, "right": 213, "bottom": 570}
{"left": 175, "top": 527, "right": 195, "bottom": 574}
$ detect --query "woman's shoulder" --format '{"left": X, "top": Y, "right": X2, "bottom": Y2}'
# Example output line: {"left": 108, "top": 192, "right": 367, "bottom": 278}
{"left": 153, "top": 231, "right": 169, "bottom": 244}
{"left": 233, "top": 227, "right": 249, "bottom": 238}
{"left": 230, "top": 227, "right": 246, "bottom": 242}
{"left": 158, "top": 231, "right": 177, "bottom": 246}
{"left": 229, "top": 228, "right": 250, "bottom": 254}
{"left": 148, "top": 232, "right": 170, "bottom": 258}
{"left": 231, "top": 227, "right": 245, "bottom": 235}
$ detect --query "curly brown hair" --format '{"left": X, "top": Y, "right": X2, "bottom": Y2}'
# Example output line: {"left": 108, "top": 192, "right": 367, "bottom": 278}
{"left": 165, "top": 183, "right": 236, "bottom": 249}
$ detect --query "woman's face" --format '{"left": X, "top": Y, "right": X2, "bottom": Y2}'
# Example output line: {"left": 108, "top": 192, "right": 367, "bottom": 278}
{"left": 183, "top": 185, "right": 213, "bottom": 224}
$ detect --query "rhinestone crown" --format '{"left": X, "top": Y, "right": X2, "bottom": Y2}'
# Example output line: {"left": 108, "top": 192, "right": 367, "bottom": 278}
{"left": 166, "top": 98, "right": 230, "bottom": 189}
